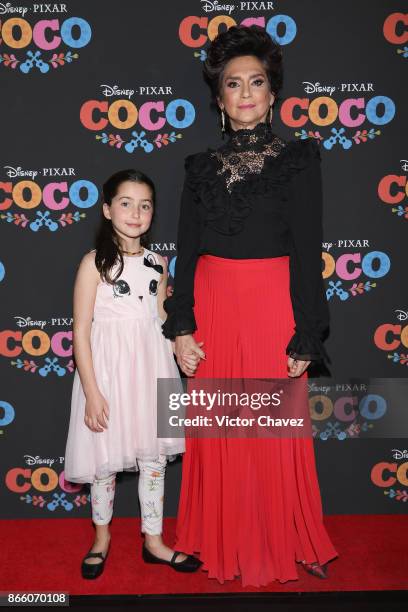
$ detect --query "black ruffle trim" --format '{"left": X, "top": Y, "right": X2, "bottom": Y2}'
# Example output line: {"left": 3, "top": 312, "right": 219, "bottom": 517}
{"left": 161, "top": 296, "right": 197, "bottom": 340}
{"left": 286, "top": 328, "right": 331, "bottom": 365}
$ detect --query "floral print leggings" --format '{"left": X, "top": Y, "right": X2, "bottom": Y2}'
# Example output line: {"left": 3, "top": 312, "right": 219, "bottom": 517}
{"left": 90, "top": 455, "right": 167, "bottom": 535}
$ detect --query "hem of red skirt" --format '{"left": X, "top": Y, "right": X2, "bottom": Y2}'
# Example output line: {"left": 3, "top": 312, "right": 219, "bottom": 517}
{"left": 175, "top": 539, "right": 339, "bottom": 587}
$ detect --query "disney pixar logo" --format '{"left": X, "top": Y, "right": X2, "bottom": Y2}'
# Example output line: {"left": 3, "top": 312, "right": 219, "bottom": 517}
{"left": 383, "top": 12, "right": 408, "bottom": 58}
{"left": 309, "top": 382, "right": 382, "bottom": 441}
{"left": 322, "top": 240, "right": 391, "bottom": 303}
{"left": 5, "top": 455, "right": 90, "bottom": 513}
{"left": 179, "top": 2, "right": 297, "bottom": 62}
{"left": 377, "top": 159, "right": 408, "bottom": 222}
{"left": 281, "top": 82, "right": 395, "bottom": 149}
{"left": 80, "top": 85, "right": 196, "bottom": 155}
{"left": 0, "top": 316, "right": 73, "bottom": 377}
{"left": 371, "top": 449, "right": 408, "bottom": 503}
{"left": 0, "top": 3, "right": 92, "bottom": 73}
{"left": 374, "top": 309, "right": 408, "bottom": 368}
{"left": 0, "top": 165, "right": 99, "bottom": 232}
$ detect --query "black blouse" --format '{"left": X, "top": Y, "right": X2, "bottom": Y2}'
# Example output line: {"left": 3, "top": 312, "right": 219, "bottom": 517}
{"left": 162, "top": 121, "right": 331, "bottom": 365}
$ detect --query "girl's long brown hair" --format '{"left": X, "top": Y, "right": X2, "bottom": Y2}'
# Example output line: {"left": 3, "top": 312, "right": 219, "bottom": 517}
{"left": 95, "top": 169, "right": 156, "bottom": 284}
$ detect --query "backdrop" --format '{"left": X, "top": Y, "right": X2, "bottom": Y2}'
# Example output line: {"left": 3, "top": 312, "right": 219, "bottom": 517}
{"left": 0, "top": 0, "right": 407, "bottom": 519}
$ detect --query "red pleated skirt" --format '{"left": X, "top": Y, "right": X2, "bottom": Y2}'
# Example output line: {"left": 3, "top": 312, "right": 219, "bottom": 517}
{"left": 174, "top": 254, "right": 338, "bottom": 587}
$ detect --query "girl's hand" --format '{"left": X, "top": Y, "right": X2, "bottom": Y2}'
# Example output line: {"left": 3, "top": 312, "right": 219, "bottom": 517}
{"left": 287, "top": 356, "right": 310, "bottom": 377}
{"left": 84, "top": 391, "right": 110, "bottom": 432}
{"left": 175, "top": 335, "right": 205, "bottom": 377}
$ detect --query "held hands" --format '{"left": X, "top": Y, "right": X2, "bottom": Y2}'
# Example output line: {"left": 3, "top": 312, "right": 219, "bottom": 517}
{"left": 287, "top": 356, "right": 310, "bottom": 377}
{"left": 84, "top": 390, "right": 110, "bottom": 432}
{"left": 173, "top": 335, "right": 310, "bottom": 378}
{"left": 174, "top": 334, "right": 205, "bottom": 377}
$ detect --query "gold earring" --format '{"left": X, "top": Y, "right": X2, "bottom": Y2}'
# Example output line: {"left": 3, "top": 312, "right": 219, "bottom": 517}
{"left": 221, "top": 109, "right": 226, "bottom": 133}
{"left": 268, "top": 105, "right": 273, "bottom": 125}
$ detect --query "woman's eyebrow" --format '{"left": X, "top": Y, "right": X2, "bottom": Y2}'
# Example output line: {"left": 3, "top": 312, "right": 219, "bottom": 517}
{"left": 225, "top": 73, "right": 265, "bottom": 80}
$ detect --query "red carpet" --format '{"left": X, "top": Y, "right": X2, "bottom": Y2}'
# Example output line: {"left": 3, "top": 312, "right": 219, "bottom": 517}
{"left": 1, "top": 516, "right": 407, "bottom": 595}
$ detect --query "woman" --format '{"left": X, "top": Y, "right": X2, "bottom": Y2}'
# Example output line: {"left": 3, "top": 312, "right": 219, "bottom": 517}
{"left": 162, "top": 25, "right": 338, "bottom": 587}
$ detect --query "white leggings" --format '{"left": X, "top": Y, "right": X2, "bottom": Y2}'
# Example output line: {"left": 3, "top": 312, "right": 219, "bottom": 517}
{"left": 90, "top": 455, "right": 167, "bottom": 535}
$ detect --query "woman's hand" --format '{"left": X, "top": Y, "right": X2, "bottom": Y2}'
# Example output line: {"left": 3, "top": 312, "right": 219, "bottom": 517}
{"left": 287, "top": 356, "right": 310, "bottom": 377}
{"left": 175, "top": 334, "right": 205, "bottom": 377}
{"left": 84, "top": 390, "right": 110, "bottom": 432}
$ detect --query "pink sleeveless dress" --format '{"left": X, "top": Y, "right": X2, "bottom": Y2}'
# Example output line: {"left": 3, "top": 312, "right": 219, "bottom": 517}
{"left": 64, "top": 248, "right": 185, "bottom": 484}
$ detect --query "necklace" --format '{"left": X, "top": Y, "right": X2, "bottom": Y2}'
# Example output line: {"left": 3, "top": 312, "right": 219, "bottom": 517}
{"left": 121, "top": 247, "right": 144, "bottom": 256}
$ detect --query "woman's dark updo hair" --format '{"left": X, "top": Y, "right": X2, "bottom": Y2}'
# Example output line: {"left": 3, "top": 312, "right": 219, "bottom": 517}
{"left": 95, "top": 169, "right": 155, "bottom": 284}
{"left": 203, "top": 25, "right": 283, "bottom": 109}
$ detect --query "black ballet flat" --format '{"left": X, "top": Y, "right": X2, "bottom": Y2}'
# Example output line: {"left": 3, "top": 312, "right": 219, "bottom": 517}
{"left": 81, "top": 547, "right": 110, "bottom": 580}
{"left": 142, "top": 543, "right": 203, "bottom": 573}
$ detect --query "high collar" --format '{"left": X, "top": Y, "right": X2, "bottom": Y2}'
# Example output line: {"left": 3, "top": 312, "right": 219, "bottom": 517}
{"left": 226, "top": 121, "right": 274, "bottom": 151}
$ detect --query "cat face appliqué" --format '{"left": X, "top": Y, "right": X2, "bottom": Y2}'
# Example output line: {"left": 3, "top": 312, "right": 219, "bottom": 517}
{"left": 113, "top": 279, "right": 131, "bottom": 298}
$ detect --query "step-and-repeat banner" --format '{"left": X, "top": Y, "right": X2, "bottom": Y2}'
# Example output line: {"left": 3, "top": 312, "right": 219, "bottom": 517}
{"left": 1, "top": 1, "right": 407, "bottom": 519}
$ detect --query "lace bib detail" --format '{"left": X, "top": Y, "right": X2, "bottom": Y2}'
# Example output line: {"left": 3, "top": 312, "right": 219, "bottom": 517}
{"left": 183, "top": 122, "right": 321, "bottom": 236}
{"left": 210, "top": 122, "right": 286, "bottom": 192}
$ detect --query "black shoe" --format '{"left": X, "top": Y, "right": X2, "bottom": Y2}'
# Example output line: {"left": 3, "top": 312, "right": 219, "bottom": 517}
{"left": 81, "top": 545, "right": 110, "bottom": 580}
{"left": 142, "top": 543, "right": 203, "bottom": 573}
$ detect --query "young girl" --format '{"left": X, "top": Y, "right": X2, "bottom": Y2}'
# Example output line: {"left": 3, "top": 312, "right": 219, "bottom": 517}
{"left": 64, "top": 169, "right": 202, "bottom": 579}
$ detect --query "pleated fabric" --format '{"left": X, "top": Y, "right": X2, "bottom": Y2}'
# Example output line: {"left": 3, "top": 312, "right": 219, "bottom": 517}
{"left": 174, "top": 254, "right": 338, "bottom": 586}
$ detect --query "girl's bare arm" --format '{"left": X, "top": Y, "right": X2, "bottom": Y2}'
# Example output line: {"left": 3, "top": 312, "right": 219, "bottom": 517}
{"left": 156, "top": 254, "right": 168, "bottom": 324}
{"left": 156, "top": 255, "right": 178, "bottom": 355}
{"left": 72, "top": 252, "right": 101, "bottom": 398}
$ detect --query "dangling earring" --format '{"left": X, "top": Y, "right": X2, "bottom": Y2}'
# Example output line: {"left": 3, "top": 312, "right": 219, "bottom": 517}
{"left": 268, "top": 104, "right": 273, "bottom": 125}
{"left": 221, "top": 109, "right": 226, "bottom": 137}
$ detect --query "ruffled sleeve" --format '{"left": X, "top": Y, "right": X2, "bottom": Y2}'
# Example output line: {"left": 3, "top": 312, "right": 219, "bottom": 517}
{"left": 161, "top": 154, "right": 202, "bottom": 340}
{"left": 283, "top": 139, "right": 331, "bottom": 365}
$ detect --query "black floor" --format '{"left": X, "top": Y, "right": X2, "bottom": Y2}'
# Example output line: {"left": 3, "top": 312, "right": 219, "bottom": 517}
{"left": 68, "top": 590, "right": 408, "bottom": 612}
